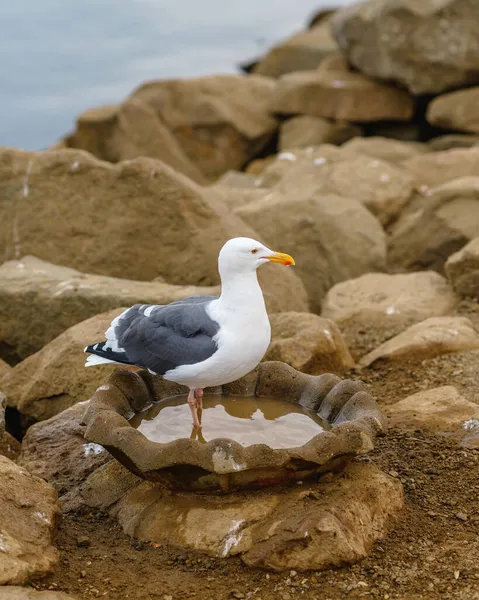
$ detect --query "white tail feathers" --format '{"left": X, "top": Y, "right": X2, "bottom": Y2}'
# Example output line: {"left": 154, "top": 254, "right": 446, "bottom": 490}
{"left": 85, "top": 354, "right": 121, "bottom": 367}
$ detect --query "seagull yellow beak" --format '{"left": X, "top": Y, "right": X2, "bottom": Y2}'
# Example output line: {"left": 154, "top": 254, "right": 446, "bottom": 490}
{"left": 267, "top": 251, "right": 295, "bottom": 266}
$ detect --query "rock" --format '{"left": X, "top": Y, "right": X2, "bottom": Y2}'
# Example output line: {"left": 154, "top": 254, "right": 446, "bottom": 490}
{"left": 272, "top": 56, "right": 414, "bottom": 122}
{"left": 17, "top": 403, "right": 111, "bottom": 500}
{"left": 402, "top": 148, "right": 479, "bottom": 188}
{"left": 0, "top": 256, "right": 220, "bottom": 360}
{"left": 331, "top": 0, "right": 479, "bottom": 95}
{"left": 322, "top": 271, "right": 457, "bottom": 328}
{"left": 66, "top": 99, "right": 206, "bottom": 182}
{"left": 0, "top": 589, "right": 77, "bottom": 600}
{"left": 359, "top": 317, "right": 479, "bottom": 367}
{"left": 0, "top": 391, "right": 20, "bottom": 460}
{"left": 341, "top": 137, "right": 428, "bottom": 165}
{"left": 129, "top": 74, "right": 278, "bottom": 180}
{"left": 385, "top": 386, "right": 479, "bottom": 436}
{"left": 265, "top": 313, "right": 354, "bottom": 374}
{"left": 388, "top": 177, "right": 479, "bottom": 272}
{"left": 0, "top": 148, "right": 308, "bottom": 314}
{"left": 0, "top": 358, "right": 11, "bottom": 378}
{"left": 83, "top": 462, "right": 403, "bottom": 571}
{"left": 252, "top": 21, "right": 338, "bottom": 78}
{"left": 427, "top": 88, "right": 479, "bottom": 134}
{"left": 366, "top": 122, "right": 422, "bottom": 143}
{"left": 279, "top": 116, "right": 361, "bottom": 151}
{"left": 236, "top": 190, "right": 386, "bottom": 312}
{"left": 445, "top": 237, "right": 479, "bottom": 296}
{"left": 428, "top": 134, "right": 479, "bottom": 152}
{"left": 2, "top": 310, "right": 123, "bottom": 421}
{"left": 0, "top": 455, "right": 61, "bottom": 584}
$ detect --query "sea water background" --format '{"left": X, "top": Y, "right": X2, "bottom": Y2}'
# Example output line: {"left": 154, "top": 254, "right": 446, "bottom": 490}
{"left": 0, "top": 0, "right": 353, "bottom": 150}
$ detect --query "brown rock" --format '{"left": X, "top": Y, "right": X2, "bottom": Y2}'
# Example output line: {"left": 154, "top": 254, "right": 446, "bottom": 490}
{"left": 83, "top": 462, "right": 402, "bottom": 571}
{"left": 403, "top": 148, "right": 479, "bottom": 188}
{"left": 252, "top": 22, "right": 338, "bottom": 78}
{"left": 66, "top": 99, "right": 206, "bottom": 182}
{"left": 0, "top": 455, "right": 61, "bottom": 584}
{"left": 389, "top": 177, "right": 479, "bottom": 272}
{"left": 272, "top": 56, "right": 414, "bottom": 122}
{"left": 0, "top": 255, "right": 218, "bottom": 360}
{"left": 0, "top": 588, "right": 77, "bottom": 600}
{"left": 385, "top": 386, "right": 479, "bottom": 435}
{"left": 17, "top": 402, "right": 111, "bottom": 500}
{"left": 2, "top": 309, "right": 122, "bottom": 421}
{"left": 427, "top": 88, "right": 479, "bottom": 134}
{"left": 331, "top": 0, "right": 479, "bottom": 95}
{"left": 341, "top": 136, "right": 428, "bottom": 165}
{"left": 0, "top": 148, "right": 308, "bottom": 314}
{"left": 359, "top": 316, "right": 479, "bottom": 367}
{"left": 266, "top": 313, "right": 354, "bottom": 374}
{"left": 445, "top": 237, "right": 479, "bottom": 296}
{"left": 322, "top": 272, "right": 457, "bottom": 328}
{"left": 236, "top": 190, "right": 386, "bottom": 312}
{"left": 279, "top": 116, "right": 362, "bottom": 151}
{"left": 0, "top": 358, "right": 11, "bottom": 378}
{"left": 129, "top": 74, "right": 278, "bottom": 180}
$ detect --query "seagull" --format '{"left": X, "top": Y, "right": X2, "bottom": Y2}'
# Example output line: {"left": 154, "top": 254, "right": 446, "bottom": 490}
{"left": 84, "top": 237, "right": 295, "bottom": 429}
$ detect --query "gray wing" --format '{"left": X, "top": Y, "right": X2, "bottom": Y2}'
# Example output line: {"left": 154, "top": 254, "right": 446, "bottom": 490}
{"left": 113, "top": 296, "right": 220, "bottom": 374}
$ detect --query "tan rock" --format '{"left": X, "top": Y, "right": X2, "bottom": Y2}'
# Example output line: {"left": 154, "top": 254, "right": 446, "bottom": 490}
{"left": 428, "top": 134, "right": 479, "bottom": 152}
{"left": 272, "top": 56, "right": 414, "bottom": 122}
{"left": 266, "top": 313, "right": 354, "bottom": 374}
{"left": 129, "top": 74, "right": 278, "bottom": 180}
{"left": 0, "top": 588, "right": 77, "bottom": 600}
{"left": 359, "top": 317, "right": 479, "bottom": 367}
{"left": 2, "top": 310, "right": 122, "bottom": 421}
{"left": 385, "top": 386, "right": 479, "bottom": 435}
{"left": 279, "top": 116, "right": 361, "bottom": 151}
{"left": 403, "top": 148, "right": 479, "bottom": 188}
{"left": 66, "top": 99, "right": 206, "bottom": 182}
{"left": 389, "top": 177, "right": 479, "bottom": 272}
{"left": 427, "top": 88, "right": 479, "bottom": 134}
{"left": 0, "top": 455, "right": 61, "bottom": 584}
{"left": 322, "top": 272, "right": 457, "bottom": 327}
{"left": 252, "top": 22, "right": 338, "bottom": 78}
{"left": 83, "top": 461, "right": 402, "bottom": 571}
{"left": 331, "top": 0, "right": 479, "bottom": 95}
{"left": 341, "top": 136, "right": 428, "bottom": 165}
{"left": 0, "top": 358, "right": 11, "bottom": 378}
{"left": 0, "top": 148, "right": 308, "bottom": 314}
{"left": 446, "top": 237, "right": 479, "bottom": 297}
{"left": 237, "top": 190, "right": 386, "bottom": 312}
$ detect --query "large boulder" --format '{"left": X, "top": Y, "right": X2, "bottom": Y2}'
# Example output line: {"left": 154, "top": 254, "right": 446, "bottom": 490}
{"left": 128, "top": 74, "right": 278, "bottom": 180}
{"left": 331, "top": 0, "right": 479, "bottom": 95}
{"left": 236, "top": 190, "right": 386, "bottom": 312}
{"left": 0, "top": 455, "right": 61, "bottom": 585}
{"left": 445, "top": 236, "right": 479, "bottom": 296}
{"left": 402, "top": 148, "right": 479, "bottom": 188}
{"left": 427, "top": 88, "right": 479, "bottom": 134}
{"left": 2, "top": 310, "right": 122, "bottom": 422}
{"left": 0, "top": 148, "right": 308, "bottom": 313}
{"left": 279, "top": 115, "right": 362, "bottom": 151}
{"left": 272, "top": 56, "right": 414, "bottom": 122}
{"left": 65, "top": 99, "right": 206, "bottom": 182}
{"left": 0, "top": 256, "right": 219, "bottom": 360}
{"left": 388, "top": 177, "right": 479, "bottom": 272}
{"left": 252, "top": 21, "right": 338, "bottom": 78}
{"left": 265, "top": 312, "right": 354, "bottom": 374}
{"left": 359, "top": 316, "right": 479, "bottom": 367}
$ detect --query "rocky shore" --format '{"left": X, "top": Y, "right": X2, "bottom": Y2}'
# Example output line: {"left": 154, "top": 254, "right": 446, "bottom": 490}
{"left": 1, "top": 1, "right": 479, "bottom": 599}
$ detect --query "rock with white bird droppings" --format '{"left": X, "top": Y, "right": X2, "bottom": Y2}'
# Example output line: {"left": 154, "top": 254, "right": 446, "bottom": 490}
{"left": 359, "top": 317, "right": 479, "bottom": 367}
{"left": 0, "top": 455, "right": 61, "bottom": 585}
{"left": 445, "top": 237, "right": 479, "bottom": 297}
{"left": 266, "top": 312, "right": 354, "bottom": 374}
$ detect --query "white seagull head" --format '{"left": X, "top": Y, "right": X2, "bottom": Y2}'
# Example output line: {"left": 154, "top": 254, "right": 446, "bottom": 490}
{"left": 218, "top": 237, "right": 295, "bottom": 275}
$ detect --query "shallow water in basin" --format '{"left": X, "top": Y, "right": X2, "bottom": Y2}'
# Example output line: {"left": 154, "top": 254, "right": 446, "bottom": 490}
{"left": 130, "top": 394, "right": 330, "bottom": 449}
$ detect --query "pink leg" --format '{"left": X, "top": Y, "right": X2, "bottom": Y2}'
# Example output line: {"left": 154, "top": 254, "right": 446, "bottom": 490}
{"left": 195, "top": 388, "right": 204, "bottom": 410}
{"left": 187, "top": 389, "right": 201, "bottom": 429}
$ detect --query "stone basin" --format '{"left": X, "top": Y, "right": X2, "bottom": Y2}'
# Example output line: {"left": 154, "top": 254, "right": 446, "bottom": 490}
{"left": 81, "top": 361, "right": 385, "bottom": 493}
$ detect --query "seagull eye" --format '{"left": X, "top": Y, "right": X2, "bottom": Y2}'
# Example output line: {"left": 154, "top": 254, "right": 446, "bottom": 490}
{"left": 251, "top": 248, "right": 259, "bottom": 254}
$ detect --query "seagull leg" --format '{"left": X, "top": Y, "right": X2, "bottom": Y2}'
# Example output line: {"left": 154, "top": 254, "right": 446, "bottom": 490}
{"left": 187, "top": 388, "right": 201, "bottom": 429}
{"left": 195, "top": 388, "right": 204, "bottom": 426}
